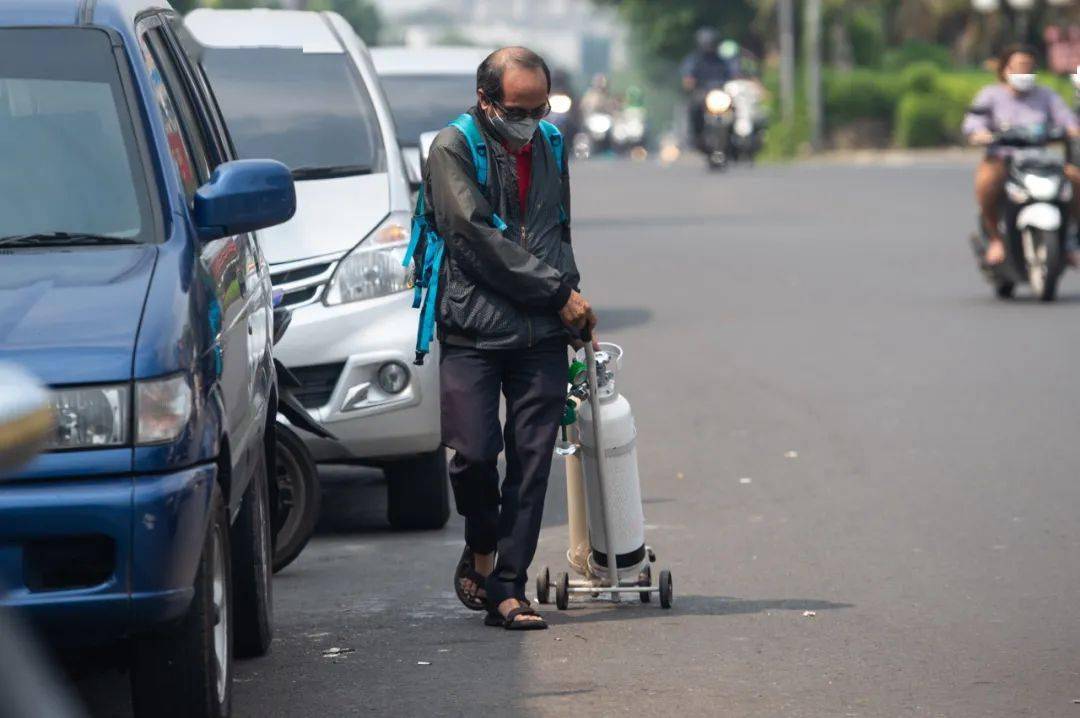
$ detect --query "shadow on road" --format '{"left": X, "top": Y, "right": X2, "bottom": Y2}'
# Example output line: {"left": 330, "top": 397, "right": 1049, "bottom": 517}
{"left": 541, "top": 595, "right": 852, "bottom": 626}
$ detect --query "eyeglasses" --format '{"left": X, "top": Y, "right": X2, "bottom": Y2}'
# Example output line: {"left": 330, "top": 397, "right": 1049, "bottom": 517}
{"left": 487, "top": 95, "right": 551, "bottom": 122}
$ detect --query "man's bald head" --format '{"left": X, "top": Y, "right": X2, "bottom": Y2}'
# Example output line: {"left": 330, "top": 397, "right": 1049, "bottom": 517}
{"left": 476, "top": 46, "right": 551, "bottom": 110}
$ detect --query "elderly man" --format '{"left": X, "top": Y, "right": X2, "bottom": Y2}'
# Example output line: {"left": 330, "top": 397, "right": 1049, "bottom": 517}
{"left": 422, "top": 46, "right": 597, "bottom": 630}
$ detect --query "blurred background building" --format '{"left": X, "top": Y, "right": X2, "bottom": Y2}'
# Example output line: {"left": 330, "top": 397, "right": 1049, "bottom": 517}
{"left": 373, "top": 0, "right": 628, "bottom": 80}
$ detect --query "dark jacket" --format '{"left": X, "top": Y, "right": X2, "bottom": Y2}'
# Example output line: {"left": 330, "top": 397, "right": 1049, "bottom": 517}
{"left": 423, "top": 107, "right": 580, "bottom": 350}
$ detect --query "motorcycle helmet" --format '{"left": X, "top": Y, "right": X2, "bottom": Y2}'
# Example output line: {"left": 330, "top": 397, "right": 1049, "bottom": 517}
{"left": 695, "top": 27, "right": 720, "bottom": 55}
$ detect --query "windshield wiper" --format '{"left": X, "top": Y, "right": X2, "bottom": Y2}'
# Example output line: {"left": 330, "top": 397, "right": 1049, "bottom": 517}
{"left": 290, "top": 164, "right": 373, "bottom": 181}
{"left": 0, "top": 232, "right": 141, "bottom": 247}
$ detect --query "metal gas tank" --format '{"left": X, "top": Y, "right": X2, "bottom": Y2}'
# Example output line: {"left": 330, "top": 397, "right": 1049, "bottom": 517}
{"left": 577, "top": 344, "right": 646, "bottom": 580}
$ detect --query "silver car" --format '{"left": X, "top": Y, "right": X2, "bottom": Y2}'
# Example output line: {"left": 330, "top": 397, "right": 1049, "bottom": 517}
{"left": 187, "top": 9, "right": 448, "bottom": 530}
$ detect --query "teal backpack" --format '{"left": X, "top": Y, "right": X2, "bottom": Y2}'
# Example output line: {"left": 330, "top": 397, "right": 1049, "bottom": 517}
{"left": 403, "top": 113, "right": 565, "bottom": 365}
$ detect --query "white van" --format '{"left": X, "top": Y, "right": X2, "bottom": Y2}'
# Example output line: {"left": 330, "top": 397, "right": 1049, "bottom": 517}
{"left": 186, "top": 9, "right": 448, "bottom": 530}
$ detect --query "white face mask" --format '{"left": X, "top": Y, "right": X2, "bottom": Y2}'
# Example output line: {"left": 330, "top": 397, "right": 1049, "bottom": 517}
{"left": 1007, "top": 73, "right": 1036, "bottom": 94}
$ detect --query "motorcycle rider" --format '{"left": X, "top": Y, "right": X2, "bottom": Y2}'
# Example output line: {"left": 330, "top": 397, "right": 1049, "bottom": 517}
{"left": 580, "top": 73, "right": 619, "bottom": 118}
{"left": 680, "top": 27, "right": 736, "bottom": 150}
{"left": 963, "top": 45, "right": 1080, "bottom": 266}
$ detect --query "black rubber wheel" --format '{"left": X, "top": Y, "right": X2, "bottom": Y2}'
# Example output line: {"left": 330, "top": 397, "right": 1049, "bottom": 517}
{"left": 271, "top": 425, "right": 321, "bottom": 573}
{"left": 555, "top": 572, "right": 570, "bottom": 611}
{"left": 995, "top": 282, "right": 1015, "bottom": 299}
{"left": 638, "top": 563, "right": 652, "bottom": 603}
{"left": 131, "top": 484, "right": 232, "bottom": 718}
{"left": 659, "top": 569, "right": 673, "bottom": 609}
{"left": 386, "top": 448, "right": 450, "bottom": 530}
{"left": 232, "top": 449, "right": 273, "bottom": 658}
{"left": 536, "top": 566, "right": 551, "bottom": 605}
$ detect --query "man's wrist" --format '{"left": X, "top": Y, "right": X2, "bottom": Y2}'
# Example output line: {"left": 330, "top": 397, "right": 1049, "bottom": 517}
{"left": 551, "top": 282, "right": 573, "bottom": 311}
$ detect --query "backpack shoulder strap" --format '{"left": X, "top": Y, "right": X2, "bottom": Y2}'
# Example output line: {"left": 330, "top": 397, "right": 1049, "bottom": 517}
{"left": 449, "top": 113, "right": 489, "bottom": 187}
{"left": 538, "top": 120, "right": 564, "bottom": 174}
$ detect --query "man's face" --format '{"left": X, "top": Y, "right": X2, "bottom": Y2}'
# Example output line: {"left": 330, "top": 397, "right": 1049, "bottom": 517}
{"left": 480, "top": 65, "right": 548, "bottom": 119}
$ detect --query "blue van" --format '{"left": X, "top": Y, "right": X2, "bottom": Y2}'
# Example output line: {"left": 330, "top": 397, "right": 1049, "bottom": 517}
{"left": 0, "top": 1, "right": 295, "bottom": 716}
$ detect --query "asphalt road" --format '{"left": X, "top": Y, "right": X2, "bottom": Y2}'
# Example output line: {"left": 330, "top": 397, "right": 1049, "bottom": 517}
{"left": 83, "top": 156, "right": 1080, "bottom": 717}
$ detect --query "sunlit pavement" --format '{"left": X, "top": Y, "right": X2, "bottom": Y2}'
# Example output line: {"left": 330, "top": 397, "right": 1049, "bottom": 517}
{"left": 84, "top": 156, "right": 1080, "bottom": 717}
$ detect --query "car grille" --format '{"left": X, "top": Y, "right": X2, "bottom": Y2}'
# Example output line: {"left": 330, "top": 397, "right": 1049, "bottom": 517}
{"left": 290, "top": 362, "right": 345, "bottom": 409}
{"left": 270, "top": 258, "right": 337, "bottom": 309}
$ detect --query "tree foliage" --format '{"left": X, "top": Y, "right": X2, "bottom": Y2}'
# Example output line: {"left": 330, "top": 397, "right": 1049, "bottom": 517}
{"left": 593, "top": 0, "right": 758, "bottom": 63}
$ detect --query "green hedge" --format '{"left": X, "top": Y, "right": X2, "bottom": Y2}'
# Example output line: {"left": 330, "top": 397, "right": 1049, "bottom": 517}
{"left": 763, "top": 65, "right": 1075, "bottom": 157}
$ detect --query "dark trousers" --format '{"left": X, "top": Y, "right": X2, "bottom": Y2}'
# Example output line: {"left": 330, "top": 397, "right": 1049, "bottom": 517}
{"left": 440, "top": 338, "right": 568, "bottom": 606}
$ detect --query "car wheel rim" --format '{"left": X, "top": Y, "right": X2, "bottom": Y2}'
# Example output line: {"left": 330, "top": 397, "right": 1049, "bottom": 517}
{"left": 275, "top": 446, "right": 307, "bottom": 551}
{"left": 211, "top": 527, "right": 229, "bottom": 704}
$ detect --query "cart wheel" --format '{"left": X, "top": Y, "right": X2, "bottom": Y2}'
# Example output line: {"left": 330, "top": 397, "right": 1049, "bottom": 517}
{"left": 536, "top": 567, "right": 551, "bottom": 605}
{"left": 555, "top": 572, "right": 570, "bottom": 610}
{"left": 638, "top": 564, "right": 652, "bottom": 603}
{"left": 659, "top": 569, "right": 673, "bottom": 609}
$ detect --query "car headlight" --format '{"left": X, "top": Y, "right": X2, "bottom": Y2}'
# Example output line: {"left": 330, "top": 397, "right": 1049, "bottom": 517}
{"left": 324, "top": 212, "right": 412, "bottom": 306}
{"left": 49, "top": 385, "right": 129, "bottom": 450}
{"left": 705, "top": 89, "right": 733, "bottom": 115}
{"left": 136, "top": 374, "right": 192, "bottom": 445}
{"left": 550, "top": 93, "right": 572, "bottom": 115}
{"left": 47, "top": 375, "right": 194, "bottom": 451}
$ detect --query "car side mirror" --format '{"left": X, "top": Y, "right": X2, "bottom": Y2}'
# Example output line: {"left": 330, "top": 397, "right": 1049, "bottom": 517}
{"left": 419, "top": 131, "right": 439, "bottom": 173}
{"left": 0, "top": 363, "right": 52, "bottom": 476}
{"left": 194, "top": 159, "right": 297, "bottom": 241}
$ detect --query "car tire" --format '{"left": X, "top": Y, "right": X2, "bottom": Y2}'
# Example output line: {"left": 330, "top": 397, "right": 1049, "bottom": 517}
{"left": 385, "top": 448, "right": 450, "bottom": 530}
{"left": 271, "top": 424, "right": 321, "bottom": 574}
{"left": 232, "top": 449, "right": 273, "bottom": 658}
{"left": 131, "top": 483, "right": 232, "bottom": 718}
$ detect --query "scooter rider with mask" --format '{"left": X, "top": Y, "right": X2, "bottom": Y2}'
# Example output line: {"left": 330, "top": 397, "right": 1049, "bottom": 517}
{"left": 963, "top": 45, "right": 1080, "bottom": 266}
{"left": 421, "top": 47, "right": 598, "bottom": 630}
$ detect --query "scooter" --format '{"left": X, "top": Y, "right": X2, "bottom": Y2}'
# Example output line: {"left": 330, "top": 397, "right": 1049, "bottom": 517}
{"left": 536, "top": 335, "right": 673, "bottom": 610}
{"left": 270, "top": 296, "right": 334, "bottom": 572}
{"left": 968, "top": 125, "right": 1074, "bottom": 301}
{"left": 695, "top": 83, "right": 735, "bottom": 171}
{"left": 575, "top": 110, "right": 614, "bottom": 160}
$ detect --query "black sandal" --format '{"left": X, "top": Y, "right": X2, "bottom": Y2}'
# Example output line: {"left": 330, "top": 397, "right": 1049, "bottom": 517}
{"left": 453, "top": 546, "right": 489, "bottom": 611}
{"left": 484, "top": 602, "right": 548, "bottom": 631}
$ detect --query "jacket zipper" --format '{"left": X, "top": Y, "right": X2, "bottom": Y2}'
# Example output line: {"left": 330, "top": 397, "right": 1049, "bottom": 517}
{"left": 521, "top": 224, "right": 533, "bottom": 347}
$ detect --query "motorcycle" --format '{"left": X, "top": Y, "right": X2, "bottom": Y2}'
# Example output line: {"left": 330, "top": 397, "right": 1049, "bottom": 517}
{"left": 270, "top": 296, "right": 334, "bottom": 572}
{"left": 724, "top": 79, "right": 767, "bottom": 164}
{"left": 611, "top": 105, "right": 649, "bottom": 157}
{"left": 575, "top": 109, "right": 614, "bottom": 159}
{"left": 695, "top": 83, "right": 735, "bottom": 170}
{"left": 969, "top": 125, "right": 1074, "bottom": 301}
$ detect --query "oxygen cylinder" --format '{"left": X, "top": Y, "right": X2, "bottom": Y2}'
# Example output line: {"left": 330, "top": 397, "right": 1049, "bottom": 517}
{"left": 576, "top": 344, "right": 646, "bottom": 582}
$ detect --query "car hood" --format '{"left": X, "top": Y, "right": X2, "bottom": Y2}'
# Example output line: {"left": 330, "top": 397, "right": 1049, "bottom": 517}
{"left": 257, "top": 173, "right": 391, "bottom": 265}
{"left": 0, "top": 246, "right": 157, "bottom": 385}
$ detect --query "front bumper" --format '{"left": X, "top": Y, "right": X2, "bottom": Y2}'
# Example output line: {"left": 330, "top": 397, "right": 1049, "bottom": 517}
{"left": 274, "top": 290, "right": 441, "bottom": 463}
{"left": 0, "top": 464, "right": 216, "bottom": 643}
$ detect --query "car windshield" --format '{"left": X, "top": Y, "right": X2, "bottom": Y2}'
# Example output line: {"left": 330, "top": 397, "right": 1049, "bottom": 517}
{"left": 381, "top": 74, "right": 476, "bottom": 146}
{"left": 201, "top": 48, "right": 384, "bottom": 176}
{"left": 0, "top": 28, "right": 152, "bottom": 243}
